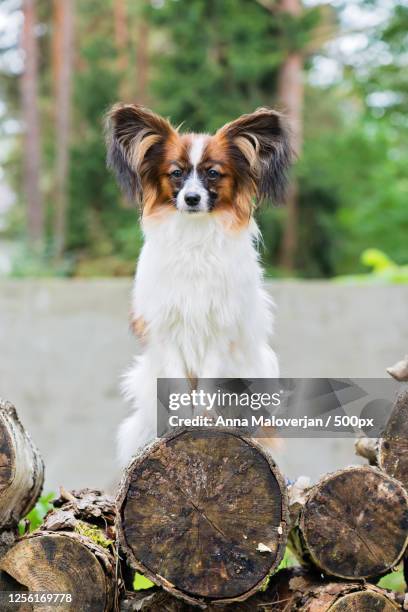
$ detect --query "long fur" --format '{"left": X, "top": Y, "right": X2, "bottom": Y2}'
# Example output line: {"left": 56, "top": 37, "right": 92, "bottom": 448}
{"left": 106, "top": 105, "right": 292, "bottom": 467}
{"left": 218, "top": 107, "right": 292, "bottom": 203}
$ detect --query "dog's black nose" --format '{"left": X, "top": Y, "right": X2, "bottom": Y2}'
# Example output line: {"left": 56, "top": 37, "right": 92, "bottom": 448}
{"left": 185, "top": 192, "right": 201, "bottom": 207}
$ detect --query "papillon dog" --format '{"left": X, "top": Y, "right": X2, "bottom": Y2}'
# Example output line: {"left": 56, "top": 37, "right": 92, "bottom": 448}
{"left": 106, "top": 105, "right": 292, "bottom": 466}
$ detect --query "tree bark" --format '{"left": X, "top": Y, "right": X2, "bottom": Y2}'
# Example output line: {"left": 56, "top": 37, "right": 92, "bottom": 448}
{"left": 0, "top": 399, "right": 44, "bottom": 544}
{"left": 289, "top": 466, "right": 408, "bottom": 580}
{"left": 21, "top": 0, "right": 44, "bottom": 246}
{"left": 117, "top": 429, "right": 288, "bottom": 608}
{"left": 277, "top": 0, "right": 304, "bottom": 272}
{"left": 0, "top": 488, "right": 119, "bottom": 611}
{"left": 52, "top": 0, "right": 74, "bottom": 258}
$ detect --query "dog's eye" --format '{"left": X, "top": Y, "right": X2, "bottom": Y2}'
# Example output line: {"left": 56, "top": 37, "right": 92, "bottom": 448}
{"left": 170, "top": 169, "right": 183, "bottom": 178}
{"left": 207, "top": 169, "right": 220, "bottom": 179}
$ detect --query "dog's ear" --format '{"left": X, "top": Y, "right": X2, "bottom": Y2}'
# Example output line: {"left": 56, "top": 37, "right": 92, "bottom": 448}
{"left": 218, "top": 108, "right": 293, "bottom": 203}
{"left": 105, "top": 104, "right": 175, "bottom": 203}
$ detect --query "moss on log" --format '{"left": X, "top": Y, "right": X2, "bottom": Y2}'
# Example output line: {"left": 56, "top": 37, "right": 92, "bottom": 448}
{"left": 117, "top": 429, "right": 288, "bottom": 607}
{"left": 290, "top": 466, "right": 408, "bottom": 580}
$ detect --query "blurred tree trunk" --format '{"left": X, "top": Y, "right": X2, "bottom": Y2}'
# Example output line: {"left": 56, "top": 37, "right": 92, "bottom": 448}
{"left": 277, "top": 0, "right": 304, "bottom": 271}
{"left": 21, "top": 0, "right": 43, "bottom": 246}
{"left": 135, "top": 4, "right": 149, "bottom": 105}
{"left": 52, "top": 0, "right": 74, "bottom": 258}
{"left": 114, "top": 0, "right": 149, "bottom": 104}
{"left": 114, "top": 0, "right": 129, "bottom": 76}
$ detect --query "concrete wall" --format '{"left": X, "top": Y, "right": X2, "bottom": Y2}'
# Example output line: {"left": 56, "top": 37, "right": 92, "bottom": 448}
{"left": 1, "top": 280, "right": 407, "bottom": 493}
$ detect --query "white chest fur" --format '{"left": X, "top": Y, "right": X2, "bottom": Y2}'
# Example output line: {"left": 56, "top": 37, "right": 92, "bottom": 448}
{"left": 131, "top": 213, "right": 277, "bottom": 378}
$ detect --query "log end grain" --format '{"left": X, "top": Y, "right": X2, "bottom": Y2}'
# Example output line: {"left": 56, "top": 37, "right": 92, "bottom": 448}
{"left": 117, "top": 429, "right": 288, "bottom": 606}
{"left": 299, "top": 466, "right": 408, "bottom": 580}
{"left": 330, "top": 590, "right": 399, "bottom": 611}
{"left": 0, "top": 489, "right": 118, "bottom": 611}
{"left": 0, "top": 532, "right": 115, "bottom": 612}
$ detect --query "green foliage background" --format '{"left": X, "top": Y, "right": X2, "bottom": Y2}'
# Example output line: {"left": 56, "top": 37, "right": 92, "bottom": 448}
{"left": 0, "top": 0, "right": 407, "bottom": 278}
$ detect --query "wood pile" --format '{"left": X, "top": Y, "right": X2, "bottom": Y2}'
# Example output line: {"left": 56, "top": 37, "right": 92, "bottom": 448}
{"left": 0, "top": 370, "right": 407, "bottom": 610}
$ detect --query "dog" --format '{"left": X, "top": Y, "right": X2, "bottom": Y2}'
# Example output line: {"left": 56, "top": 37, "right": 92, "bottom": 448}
{"left": 106, "top": 104, "right": 292, "bottom": 466}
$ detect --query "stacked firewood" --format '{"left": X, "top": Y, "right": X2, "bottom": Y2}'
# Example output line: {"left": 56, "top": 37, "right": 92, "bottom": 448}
{"left": 0, "top": 358, "right": 407, "bottom": 611}
{"left": 0, "top": 399, "right": 118, "bottom": 611}
{"left": 116, "top": 424, "right": 407, "bottom": 611}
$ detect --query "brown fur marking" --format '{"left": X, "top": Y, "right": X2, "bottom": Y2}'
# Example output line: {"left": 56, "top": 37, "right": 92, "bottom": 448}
{"left": 130, "top": 315, "right": 148, "bottom": 343}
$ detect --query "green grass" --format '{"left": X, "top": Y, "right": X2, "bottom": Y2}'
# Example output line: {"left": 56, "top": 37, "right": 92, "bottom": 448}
{"left": 377, "top": 567, "right": 406, "bottom": 593}
{"left": 133, "top": 572, "right": 155, "bottom": 591}
{"left": 278, "top": 547, "right": 299, "bottom": 570}
{"left": 19, "top": 492, "right": 55, "bottom": 535}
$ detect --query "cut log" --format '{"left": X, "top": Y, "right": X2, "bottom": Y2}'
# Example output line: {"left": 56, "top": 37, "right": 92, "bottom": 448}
{"left": 0, "top": 399, "right": 44, "bottom": 537}
{"left": 289, "top": 466, "right": 408, "bottom": 580}
{"left": 117, "top": 429, "right": 288, "bottom": 607}
{"left": 120, "top": 568, "right": 402, "bottom": 611}
{"left": 0, "top": 488, "right": 119, "bottom": 612}
{"left": 264, "top": 568, "right": 401, "bottom": 611}
{"left": 355, "top": 389, "right": 408, "bottom": 492}
{"left": 378, "top": 389, "right": 408, "bottom": 492}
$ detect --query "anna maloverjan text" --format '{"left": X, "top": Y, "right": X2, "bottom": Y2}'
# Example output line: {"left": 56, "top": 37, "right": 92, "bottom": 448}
{"left": 157, "top": 378, "right": 400, "bottom": 438}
